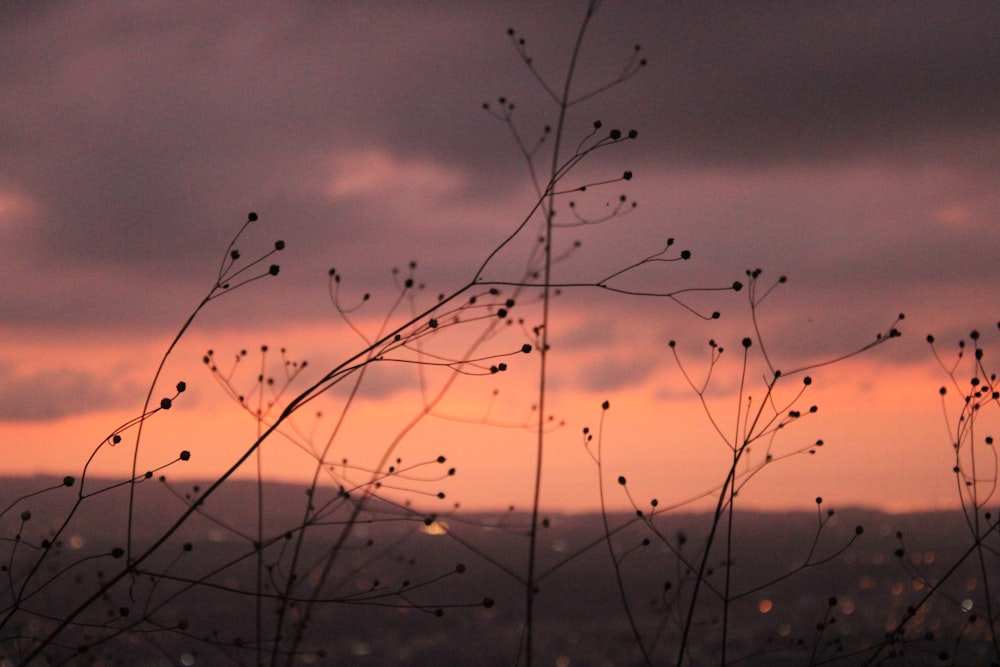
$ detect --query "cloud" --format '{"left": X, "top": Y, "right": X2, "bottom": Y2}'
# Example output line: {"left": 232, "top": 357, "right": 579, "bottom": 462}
{"left": 0, "top": 0, "right": 997, "bottom": 367}
{"left": 323, "top": 148, "right": 468, "bottom": 216}
{"left": 621, "top": 2, "right": 1000, "bottom": 169}
{"left": 1, "top": 1, "right": 997, "bottom": 515}
{"left": 0, "top": 362, "right": 140, "bottom": 421}
{"left": 575, "top": 354, "right": 657, "bottom": 393}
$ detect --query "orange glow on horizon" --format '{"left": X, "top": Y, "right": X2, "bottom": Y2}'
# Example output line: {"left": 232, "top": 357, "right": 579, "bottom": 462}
{"left": 0, "top": 320, "right": 985, "bottom": 516}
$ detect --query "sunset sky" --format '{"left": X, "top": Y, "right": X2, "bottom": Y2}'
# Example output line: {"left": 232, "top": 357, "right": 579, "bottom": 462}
{"left": 2, "top": 1, "right": 998, "bottom": 514}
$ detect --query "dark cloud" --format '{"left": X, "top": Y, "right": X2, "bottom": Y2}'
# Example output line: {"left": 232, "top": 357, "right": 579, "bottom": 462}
{"left": 0, "top": 362, "right": 140, "bottom": 421}
{"left": 619, "top": 2, "right": 1000, "bottom": 169}
{"left": 0, "top": 0, "right": 997, "bottom": 355}
{"left": 575, "top": 353, "right": 657, "bottom": 393}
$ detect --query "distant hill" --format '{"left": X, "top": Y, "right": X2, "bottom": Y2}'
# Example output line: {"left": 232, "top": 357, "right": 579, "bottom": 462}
{"left": 1, "top": 476, "right": 993, "bottom": 666}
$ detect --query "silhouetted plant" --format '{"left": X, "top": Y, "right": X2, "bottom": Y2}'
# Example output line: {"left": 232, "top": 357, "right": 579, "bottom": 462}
{"left": 568, "top": 269, "right": 902, "bottom": 665}
{"left": 3, "top": 4, "right": 994, "bottom": 667}
{"left": 859, "top": 326, "right": 1000, "bottom": 665}
{"left": 1, "top": 4, "right": 726, "bottom": 664}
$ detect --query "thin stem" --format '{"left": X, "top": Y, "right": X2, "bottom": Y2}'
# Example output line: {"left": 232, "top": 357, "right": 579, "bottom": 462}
{"left": 524, "top": 5, "right": 597, "bottom": 664}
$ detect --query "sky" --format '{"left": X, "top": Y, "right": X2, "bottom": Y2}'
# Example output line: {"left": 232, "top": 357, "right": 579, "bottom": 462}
{"left": 1, "top": 1, "right": 998, "bottom": 514}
